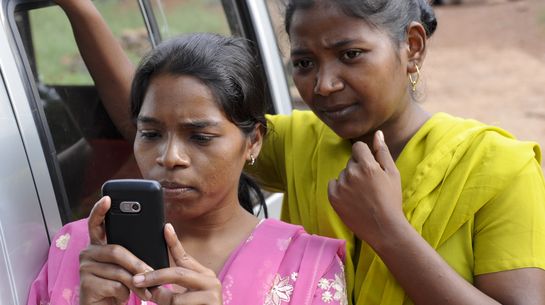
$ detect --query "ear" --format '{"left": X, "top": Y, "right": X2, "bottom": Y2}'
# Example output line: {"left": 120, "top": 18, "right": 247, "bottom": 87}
{"left": 405, "top": 21, "right": 427, "bottom": 73}
{"left": 246, "top": 123, "right": 264, "bottom": 161}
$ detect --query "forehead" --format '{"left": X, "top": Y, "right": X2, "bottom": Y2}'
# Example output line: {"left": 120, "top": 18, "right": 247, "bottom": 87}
{"left": 140, "top": 74, "right": 225, "bottom": 119}
{"left": 288, "top": 4, "right": 385, "bottom": 50}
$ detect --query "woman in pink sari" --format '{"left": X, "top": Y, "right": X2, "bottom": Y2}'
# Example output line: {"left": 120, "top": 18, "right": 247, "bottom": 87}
{"left": 27, "top": 33, "right": 347, "bottom": 305}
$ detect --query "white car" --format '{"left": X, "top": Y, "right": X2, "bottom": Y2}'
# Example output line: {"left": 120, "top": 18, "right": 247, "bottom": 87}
{"left": 0, "top": 0, "right": 292, "bottom": 303}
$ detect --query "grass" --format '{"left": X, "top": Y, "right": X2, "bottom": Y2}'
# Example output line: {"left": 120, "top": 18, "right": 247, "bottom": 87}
{"left": 29, "top": 0, "right": 230, "bottom": 85}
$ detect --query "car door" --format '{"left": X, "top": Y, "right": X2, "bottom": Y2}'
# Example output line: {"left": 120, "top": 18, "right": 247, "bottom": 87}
{"left": 0, "top": 49, "right": 51, "bottom": 305}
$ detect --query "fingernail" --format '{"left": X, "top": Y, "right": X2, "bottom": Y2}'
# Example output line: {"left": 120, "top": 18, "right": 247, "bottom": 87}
{"left": 166, "top": 223, "right": 175, "bottom": 234}
{"left": 133, "top": 274, "right": 145, "bottom": 285}
{"left": 377, "top": 130, "right": 385, "bottom": 144}
{"left": 144, "top": 289, "right": 152, "bottom": 300}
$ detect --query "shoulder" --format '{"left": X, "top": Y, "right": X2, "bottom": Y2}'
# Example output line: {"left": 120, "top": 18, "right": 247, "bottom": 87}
{"left": 258, "top": 221, "right": 348, "bottom": 305}
{"left": 261, "top": 219, "right": 346, "bottom": 260}
{"left": 33, "top": 218, "right": 90, "bottom": 297}
{"left": 264, "top": 110, "right": 346, "bottom": 157}
{"left": 426, "top": 112, "right": 541, "bottom": 167}
{"left": 266, "top": 110, "right": 326, "bottom": 135}
{"left": 50, "top": 218, "right": 90, "bottom": 254}
{"left": 266, "top": 110, "right": 320, "bottom": 124}
{"left": 55, "top": 218, "right": 89, "bottom": 239}
{"left": 59, "top": 218, "right": 89, "bottom": 235}
{"left": 463, "top": 122, "right": 541, "bottom": 175}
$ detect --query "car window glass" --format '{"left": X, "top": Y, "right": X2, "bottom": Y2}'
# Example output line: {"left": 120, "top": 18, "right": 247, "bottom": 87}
{"left": 24, "top": 2, "right": 151, "bottom": 85}
{"left": 264, "top": 0, "right": 305, "bottom": 110}
{"left": 149, "top": 0, "right": 231, "bottom": 40}
{"left": 14, "top": 1, "right": 148, "bottom": 221}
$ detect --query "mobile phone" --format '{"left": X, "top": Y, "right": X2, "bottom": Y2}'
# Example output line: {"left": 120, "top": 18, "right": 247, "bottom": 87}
{"left": 102, "top": 179, "right": 169, "bottom": 270}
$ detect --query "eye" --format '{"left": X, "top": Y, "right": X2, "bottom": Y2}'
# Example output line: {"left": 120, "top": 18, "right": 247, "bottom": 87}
{"left": 341, "top": 49, "right": 363, "bottom": 61}
{"left": 292, "top": 58, "right": 314, "bottom": 70}
{"left": 138, "top": 129, "right": 161, "bottom": 140}
{"left": 191, "top": 134, "right": 214, "bottom": 145}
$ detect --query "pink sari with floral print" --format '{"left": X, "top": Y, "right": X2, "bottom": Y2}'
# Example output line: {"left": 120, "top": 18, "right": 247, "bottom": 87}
{"left": 27, "top": 218, "right": 347, "bottom": 305}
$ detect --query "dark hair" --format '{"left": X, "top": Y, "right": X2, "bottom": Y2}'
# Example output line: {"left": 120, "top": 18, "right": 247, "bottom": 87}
{"left": 284, "top": 0, "right": 437, "bottom": 45}
{"left": 130, "top": 33, "right": 268, "bottom": 217}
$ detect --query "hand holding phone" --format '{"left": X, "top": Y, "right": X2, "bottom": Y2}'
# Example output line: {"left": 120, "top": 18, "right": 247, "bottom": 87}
{"left": 131, "top": 223, "right": 223, "bottom": 305}
{"left": 102, "top": 179, "right": 169, "bottom": 270}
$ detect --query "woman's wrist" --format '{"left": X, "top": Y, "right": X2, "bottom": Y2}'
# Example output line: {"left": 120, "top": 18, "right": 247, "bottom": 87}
{"left": 363, "top": 216, "right": 416, "bottom": 256}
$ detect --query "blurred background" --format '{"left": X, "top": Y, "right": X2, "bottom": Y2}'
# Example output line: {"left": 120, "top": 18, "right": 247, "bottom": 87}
{"left": 424, "top": 0, "right": 545, "bottom": 167}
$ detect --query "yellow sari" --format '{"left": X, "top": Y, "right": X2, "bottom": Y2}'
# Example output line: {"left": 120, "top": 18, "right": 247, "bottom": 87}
{"left": 249, "top": 111, "right": 545, "bottom": 305}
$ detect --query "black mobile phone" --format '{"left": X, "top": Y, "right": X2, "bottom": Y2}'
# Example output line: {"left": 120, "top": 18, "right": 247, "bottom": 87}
{"left": 102, "top": 179, "right": 169, "bottom": 270}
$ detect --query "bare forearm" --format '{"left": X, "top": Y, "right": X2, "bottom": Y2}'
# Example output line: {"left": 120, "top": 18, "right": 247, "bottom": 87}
{"left": 366, "top": 222, "right": 501, "bottom": 305}
{"left": 58, "top": 0, "right": 136, "bottom": 141}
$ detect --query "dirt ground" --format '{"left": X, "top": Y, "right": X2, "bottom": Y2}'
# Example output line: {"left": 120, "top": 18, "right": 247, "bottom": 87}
{"left": 423, "top": 0, "right": 545, "bottom": 167}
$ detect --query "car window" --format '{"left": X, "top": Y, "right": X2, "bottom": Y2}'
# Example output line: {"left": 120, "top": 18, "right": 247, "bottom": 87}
{"left": 13, "top": 1, "right": 150, "bottom": 221}
{"left": 22, "top": 2, "right": 152, "bottom": 85}
{"left": 264, "top": 0, "right": 306, "bottom": 110}
{"left": 149, "top": 0, "right": 231, "bottom": 40}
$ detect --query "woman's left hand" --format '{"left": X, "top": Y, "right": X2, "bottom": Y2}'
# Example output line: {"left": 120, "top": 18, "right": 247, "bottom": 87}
{"left": 327, "top": 130, "right": 405, "bottom": 248}
{"left": 132, "top": 224, "right": 222, "bottom": 305}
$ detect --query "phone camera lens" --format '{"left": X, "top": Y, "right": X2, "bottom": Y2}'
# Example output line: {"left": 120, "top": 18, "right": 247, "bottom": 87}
{"left": 131, "top": 203, "right": 141, "bottom": 212}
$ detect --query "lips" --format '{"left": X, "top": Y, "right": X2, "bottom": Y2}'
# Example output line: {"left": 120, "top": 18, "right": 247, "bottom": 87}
{"left": 319, "top": 103, "right": 358, "bottom": 121}
{"left": 160, "top": 181, "right": 196, "bottom": 197}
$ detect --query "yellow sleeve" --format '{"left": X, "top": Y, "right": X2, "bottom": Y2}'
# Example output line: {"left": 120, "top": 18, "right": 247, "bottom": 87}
{"left": 474, "top": 159, "right": 545, "bottom": 274}
{"left": 244, "top": 114, "right": 289, "bottom": 192}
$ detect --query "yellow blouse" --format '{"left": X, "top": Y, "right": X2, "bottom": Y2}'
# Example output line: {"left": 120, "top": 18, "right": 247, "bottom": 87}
{"left": 247, "top": 111, "right": 545, "bottom": 305}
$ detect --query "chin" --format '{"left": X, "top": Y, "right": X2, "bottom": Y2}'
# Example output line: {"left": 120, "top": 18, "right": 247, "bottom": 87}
{"left": 317, "top": 115, "right": 365, "bottom": 139}
{"left": 164, "top": 201, "right": 195, "bottom": 220}
{"left": 328, "top": 124, "right": 368, "bottom": 141}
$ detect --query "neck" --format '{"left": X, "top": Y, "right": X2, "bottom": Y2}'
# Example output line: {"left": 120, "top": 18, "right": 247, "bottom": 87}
{"left": 172, "top": 201, "right": 258, "bottom": 241}
{"left": 352, "top": 103, "right": 430, "bottom": 161}
{"left": 168, "top": 198, "right": 259, "bottom": 274}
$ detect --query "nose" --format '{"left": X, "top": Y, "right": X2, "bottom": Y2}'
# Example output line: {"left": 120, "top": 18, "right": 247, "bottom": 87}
{"left": 313, "top": 66, "right": 344, "bottom": 96}
{"left": 156, "top": 136, "right": 190, "bottom": 169}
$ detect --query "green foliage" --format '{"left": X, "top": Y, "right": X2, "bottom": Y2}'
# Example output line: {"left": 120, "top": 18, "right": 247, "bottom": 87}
{"left": 29, "top": 0, "right": 230, "bottom": 85}
{"left": 156, "top": 0, "right": 230, "bottom": 39}
{"left": 30, "top": 7, "right": 91, "bottom": 84}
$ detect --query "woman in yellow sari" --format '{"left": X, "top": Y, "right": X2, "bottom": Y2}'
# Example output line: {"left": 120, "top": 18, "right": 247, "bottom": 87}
{"left": 55, "top": 0, "right": 545, "bottom": 304}
{"left": 247, "top": 1, "right": 545, "bottom": 304}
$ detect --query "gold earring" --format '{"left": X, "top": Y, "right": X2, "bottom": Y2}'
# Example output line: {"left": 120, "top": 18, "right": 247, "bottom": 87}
{"left": 409, "top": 63, "right": 421, "bottom": 92}
{"left": 248, "top": 154, "right": 256, "bottom": 166}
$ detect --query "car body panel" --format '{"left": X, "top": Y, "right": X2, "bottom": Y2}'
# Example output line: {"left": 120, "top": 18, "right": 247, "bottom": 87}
{"left": 0, "top": 69, "right": 50, "bottom": 305}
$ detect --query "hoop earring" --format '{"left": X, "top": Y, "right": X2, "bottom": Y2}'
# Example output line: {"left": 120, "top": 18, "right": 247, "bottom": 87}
{"left": 409, "top": 63, "right": 421, "bottom": 92}
{"left": 248, "top": 154, "right": 256, "bottom": 166}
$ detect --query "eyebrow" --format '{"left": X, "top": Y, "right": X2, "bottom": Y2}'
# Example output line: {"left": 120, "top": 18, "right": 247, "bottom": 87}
{"left": 291, "top": 39, "right": 359, "bottom": 57}
{"left": 137, "top": 115, "right": 220, "bottom": 128}
{"left": 137, "top": 116, "right": 160, "bottom": 124}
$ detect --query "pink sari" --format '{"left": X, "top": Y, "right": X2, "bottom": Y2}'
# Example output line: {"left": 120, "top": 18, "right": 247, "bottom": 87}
{"left": 27, "top": 218, "right": 347, "bottom": 305}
